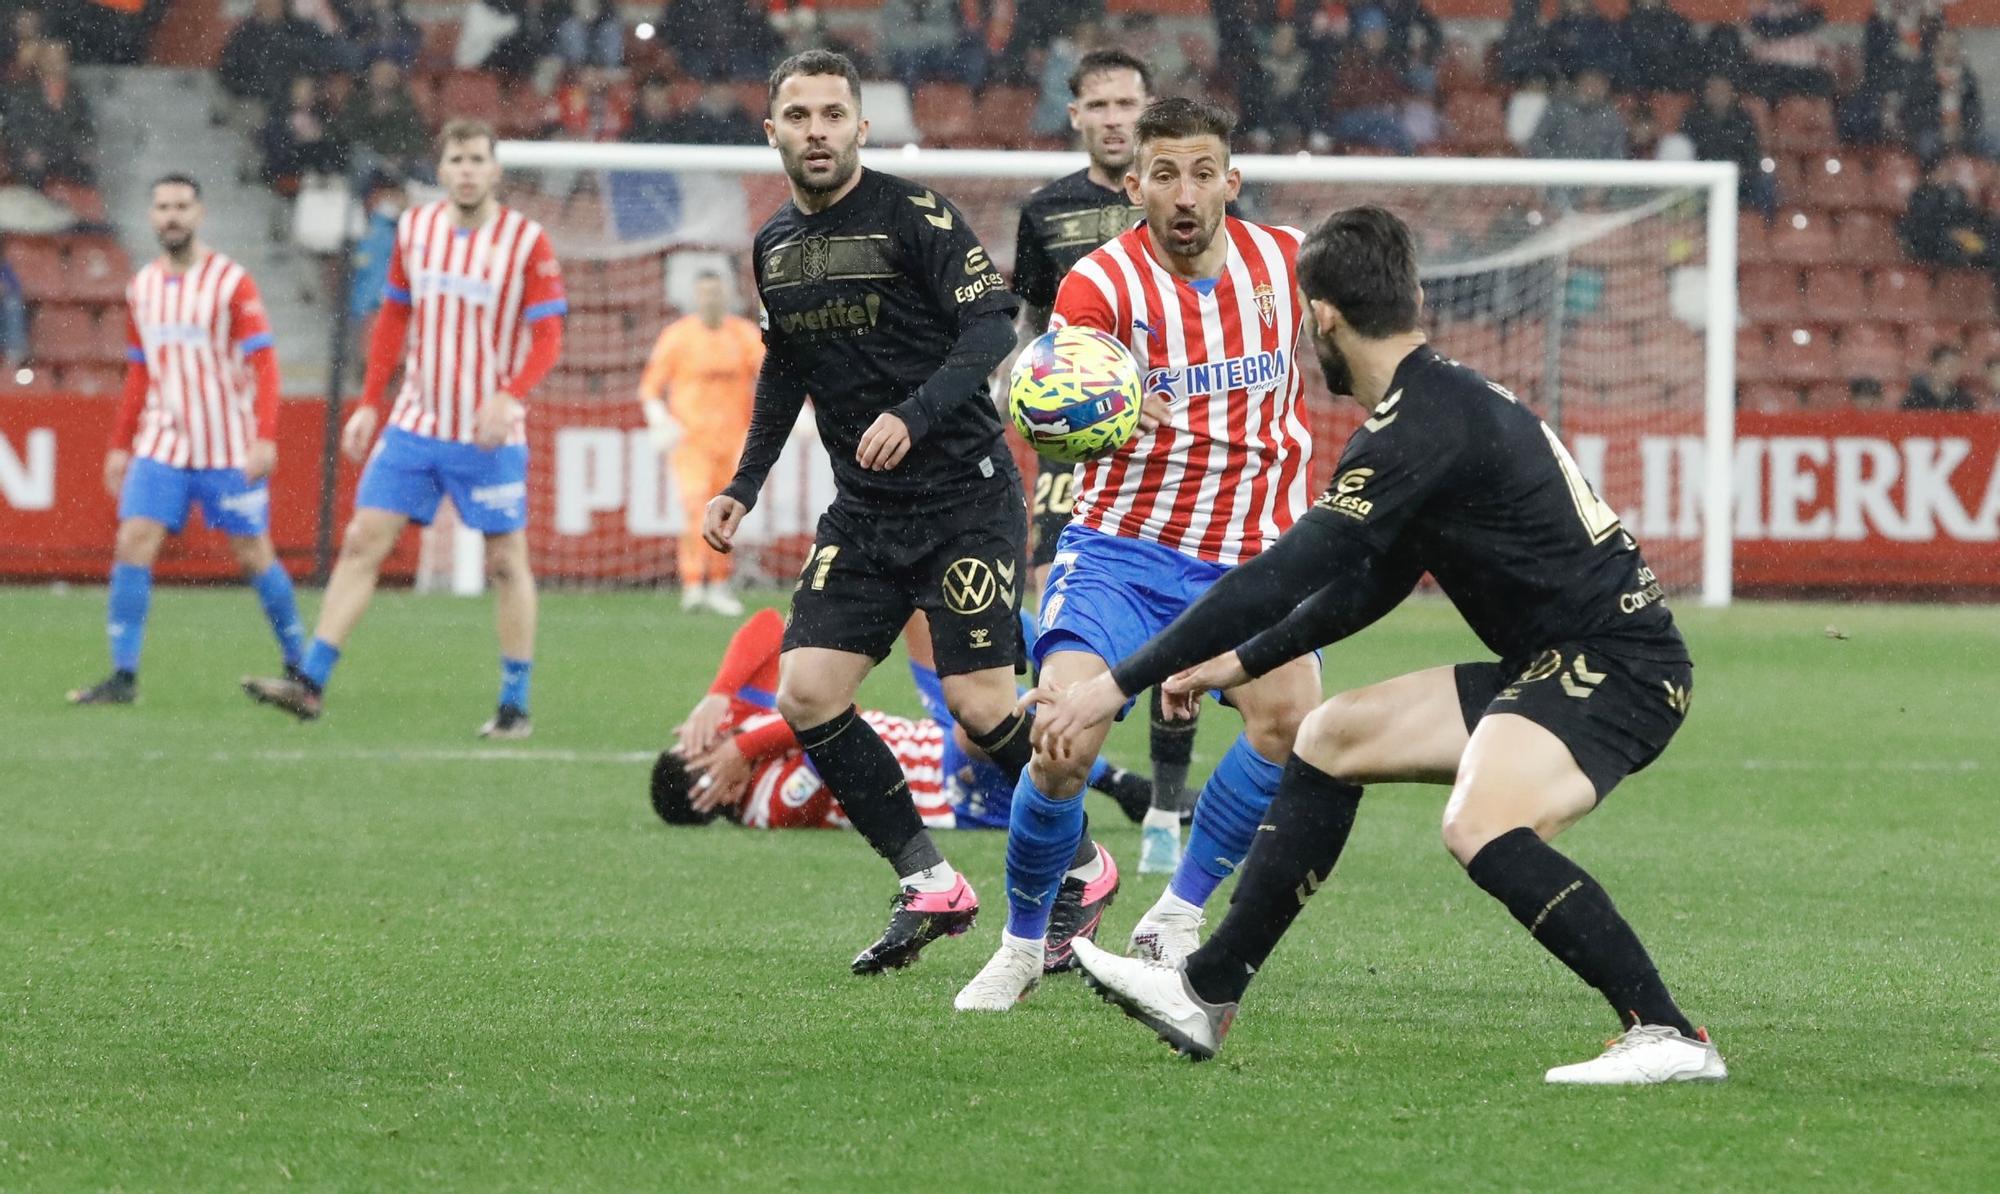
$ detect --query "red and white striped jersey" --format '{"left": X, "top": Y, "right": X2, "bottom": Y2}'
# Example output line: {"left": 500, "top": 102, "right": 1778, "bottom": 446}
{"left": 382, "top": 201, "right": 567, "bottom": 445}
{"left": 736, "top": 709, "right": 956, "bottom": 830}
{"left": 1051, "top": 217, "right": 1313, "bottom": 565}
{"left": 124, "top": 252, "right": 274, "bottom": 470}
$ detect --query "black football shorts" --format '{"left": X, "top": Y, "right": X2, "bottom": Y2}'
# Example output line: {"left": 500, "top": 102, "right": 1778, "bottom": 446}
{"left": 1454, "top": 640, "right": 1693, "bottom": 800}
{"left": 782, "top": 485, "right": 1030, "bottom": 677}
{"left": 1029, "top": 456, "right": 1078, "bottom": 569}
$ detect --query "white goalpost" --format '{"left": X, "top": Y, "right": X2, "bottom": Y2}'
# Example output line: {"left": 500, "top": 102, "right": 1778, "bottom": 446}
{"left": 473, "top": 142, "right": 1737, "bottom": 606}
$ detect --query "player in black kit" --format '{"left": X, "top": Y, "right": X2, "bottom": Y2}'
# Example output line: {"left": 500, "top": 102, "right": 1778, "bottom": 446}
{"left": 703, "top": 50, "right": 1116, "bottom": 976}
{"left": 1011, "top": 49, "right": 1201, "bottom": 867}
{"left": 1035, "top": 206, "right": 1728, "bottom": 1085}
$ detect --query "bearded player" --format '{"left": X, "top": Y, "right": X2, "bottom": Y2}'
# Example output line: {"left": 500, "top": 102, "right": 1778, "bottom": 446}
{"left": 1012, "top": 49, "right": 1202, "bottom": 875}
{"left": 954, "top": 98, "right": 1319, "bottom": 1010}
{"left": 243, "top": 120, "right": 566, "bottom": 736}
{"left": 67, "top": 173, "right": 305, "bottom": 706}
{"left": 1047, "top": 207, "right": 1724, "bottom": 1085}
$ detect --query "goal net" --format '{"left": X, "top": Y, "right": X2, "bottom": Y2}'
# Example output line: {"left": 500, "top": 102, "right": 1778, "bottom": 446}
{"left": 472, "top": 144, "right": 1737, "bottom": 604}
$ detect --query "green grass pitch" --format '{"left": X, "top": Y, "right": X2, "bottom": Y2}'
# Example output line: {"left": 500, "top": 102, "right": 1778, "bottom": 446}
{"left": 3, "top": 586, "right": 1996, "bottom": 1191}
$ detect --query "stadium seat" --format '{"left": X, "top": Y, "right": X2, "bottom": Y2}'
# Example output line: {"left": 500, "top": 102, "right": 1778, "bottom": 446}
{"left": 1740, "top": 382, "right": 1802, "bottom": 412}
{"left": 55, "top": 235, "right": 129, "bottom": 304}
{"left": 1932, "top": 269, "right": 1997, "bottom": 325}
{"left": 1769, "top": 209, "right": 1835, "bottom": 263}
{"left": 1803, "top": 267, "right": 1868, "bottom": 321}
{"left": 913, "top": 84, "right": 978, "bottom": 147}
{"left": 32, "top": 305, "right": 101, "bottom": 363}
{"left": 1804, "top": 381, "right": 1853, "bottom": 409}
{"left": 1867, "top": 152, "right": 1921, "bottom": 212}
{"left": 1739, "top": 265, "right": 1803, "bottom": 322}
{"left": 1964, "top": 324, "right": 2000, "bottom": 364}
{"left": 1809, "top": 157, "right": 1870, "bottom": 210}
{"left": 565, "top": 261, "right": 616, "bottom": 310}
{"left": 1443, "top": 92, "right": 1508, "bottom": 154}
{"left": 45, "top": 182, "right": 106, "bottom": 224}
{"left": 977, "top": 87, "right": 1039, "bottom": 149}
{"left": 1434, "top": 42, "right": 1485, "bottom": 94}
{"left": 1770, "top": 155, "right": 1807, "bottom": 202}
{"left": 1834, "top": 323, "right": 1904, "bottom": 381}
{"left": 1737, "top": 213, "right": 1774, "bottom": 265}
{"left": 437, "top": 71, "right": 504, "bottom": 125}
{"left": 1768, "top": 325, "right": 1838, "bottom": 383}
{"left": 1834, "top": 212, "right": 1900, "bottom": 265}
{"left": 1872, "top": 268, "right": 1932, "bottom": 323}
{"left": 1648, "top": 92, "right": 1693, "bottom": 134}
{"left": 1735, "top": 325, "right": 1775, "bottom": 382}
{"left": 60, "top": 363, "right": 123, "bottom": 395}
{"left": 4, "top": 239, "right": 63, "bottom": 300}
{"left": 1771, "top": 96, "right": 1836, "bottom": 154}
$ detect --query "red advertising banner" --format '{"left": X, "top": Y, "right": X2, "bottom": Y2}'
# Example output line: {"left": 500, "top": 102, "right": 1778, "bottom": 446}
{"left": 5, "top": 395, "right": 1998, "bottom": 594}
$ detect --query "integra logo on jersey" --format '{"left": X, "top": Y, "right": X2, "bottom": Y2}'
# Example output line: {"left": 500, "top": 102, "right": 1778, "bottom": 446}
{"left": 144, "top": 324, "right": 211, "bottom": 347}
{"left": 776, "top": 293, "right": 882, "bottom": 337}
{"left": 412, "top": 270, "right": 498, "bottom": 305}
{"left": 1143, "top": 349, "right": 1289, "bottom": 403}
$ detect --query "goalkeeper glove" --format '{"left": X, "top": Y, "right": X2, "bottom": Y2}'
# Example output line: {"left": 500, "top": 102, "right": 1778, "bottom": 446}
{"left": 641, "top": 398, "right": 683, "bottom": 453}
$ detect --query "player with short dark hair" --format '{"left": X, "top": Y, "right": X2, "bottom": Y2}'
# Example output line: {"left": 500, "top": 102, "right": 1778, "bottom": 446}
{"left": 955, "top": 97, "right": 1321, "bottom": 1010}
{"left": 701, "top": 51, "right": 1120, "bottom": 975}
{"left": 1010, "top": 49, "right": 1203, "bottom": 875}
{"left": 242, "top": 119, "right": 567, "bottom": 737}
{"left": 1040, "top": 205, "right": 1727, "bottom": 1085}
{"left": 67, "top": 173, "right": 303, "bottom": 706}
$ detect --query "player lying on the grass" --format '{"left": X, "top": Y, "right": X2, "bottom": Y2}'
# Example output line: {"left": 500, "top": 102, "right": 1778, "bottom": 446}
{"left": 243, "top": 120, "right": 566, "bottom": 738}
{"left": 1035, "top": 206, "right": 1727, "bottom": 1086}
{"left": 956, "top": 97, "right": 1321, "bottom": 1012}
{"left": 69, "top": 173, "right": 306, "bottom": 707}
{"left": 653, "top": 607, "right": 1147, "bottom": 970}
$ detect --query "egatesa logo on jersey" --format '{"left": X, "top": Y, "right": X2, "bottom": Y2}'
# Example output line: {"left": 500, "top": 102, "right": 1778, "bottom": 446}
{"left": 1143, "top": 348, "right": 1290, "bottom": 405}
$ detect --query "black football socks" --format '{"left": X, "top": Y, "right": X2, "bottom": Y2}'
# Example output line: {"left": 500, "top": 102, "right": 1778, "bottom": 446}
{"left": 1148, "top": 686, "right": 1197, "bottom": 814}
{"left": 795, "top": 706, "right": 944, "bottom": 878}
{"left": 1465, "top": 827, "right": 1696, "bottom": 1038}
{"left": 1183, "top": 757, "right": 1363, "bottom": 1006}
{"left": 966, "top": 708, "right": 1034, "bottom": 782}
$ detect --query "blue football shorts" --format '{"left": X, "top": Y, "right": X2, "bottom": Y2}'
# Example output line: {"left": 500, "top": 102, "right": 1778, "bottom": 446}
{"left": 119, "top": 457, "right": 270, "bottom": 536}
{"left": 355, "top": 425, "right": 529, "bottom": 534}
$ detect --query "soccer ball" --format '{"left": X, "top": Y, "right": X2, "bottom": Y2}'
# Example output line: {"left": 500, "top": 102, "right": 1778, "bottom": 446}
{"left": 1007, "top": 325, "right": 1144, "bottom": 464}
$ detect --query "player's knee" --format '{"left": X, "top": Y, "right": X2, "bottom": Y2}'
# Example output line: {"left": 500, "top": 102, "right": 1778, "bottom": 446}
{"left": 228, "top": 536, "right": 273, "bottom": 573}
{"left": 1242, "top": 688, "right": 1317, "bottom": 760}
{"left": 338, "top": 517, "right": 396, "bottom": 567}
{"left": 113, "top": 520, "right": 163, "bottom": 564}
{"left": 1295, "top": 691, "right": 1373, "bottom": 781}
{"left": 485, "top": 543, "right": 530, "bottom": 588}
{"left": 1440, "top": 804, "right": 1519, "bottom": 867}
{"left": 775, "top": 683, "right": 844, "bottom": 731}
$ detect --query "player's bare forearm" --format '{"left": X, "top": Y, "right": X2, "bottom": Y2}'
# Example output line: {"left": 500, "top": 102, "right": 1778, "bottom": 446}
{"left": 890, "top": 307, "right": 1016, "bottom": 443}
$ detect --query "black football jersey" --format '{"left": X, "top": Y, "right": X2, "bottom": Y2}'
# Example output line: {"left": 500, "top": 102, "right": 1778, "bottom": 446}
{"left": 752, "top": 168, "right": 1019, "bottom": 508}
{"left": 1012, "top": 170, "right": 1145, "bottom": 311}
{"left": 1308, "top": 346, "right": 1684, "bottom": 661}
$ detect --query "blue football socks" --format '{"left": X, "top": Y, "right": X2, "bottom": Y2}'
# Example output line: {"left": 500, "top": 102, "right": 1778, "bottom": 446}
{"left": 106, "top": 562, "right": 152, "bottom": 675}
{"left": 252, "top": 562, "right": 306, "bottom": 668}
{"left": 301, "top": 638, "right": 340, "bottom": 691}
{"left": 1003, "top": 772, "right": 1088, "bottom": 940}
{"left": 1170, "top": 734, "right": 1284, "bottom": 907}
{"left": 499, "top": 657, "right": 533, "bottom": 712}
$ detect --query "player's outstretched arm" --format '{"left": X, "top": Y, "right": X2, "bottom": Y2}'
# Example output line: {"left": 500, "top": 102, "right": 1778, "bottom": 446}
{"left": 1231, "top": 542, "right": 1424, "bottom": 679}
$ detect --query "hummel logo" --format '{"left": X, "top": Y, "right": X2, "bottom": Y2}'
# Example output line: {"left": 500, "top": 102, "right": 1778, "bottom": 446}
{"left": 908, "top": 190, "right": 954, "bottom": 230}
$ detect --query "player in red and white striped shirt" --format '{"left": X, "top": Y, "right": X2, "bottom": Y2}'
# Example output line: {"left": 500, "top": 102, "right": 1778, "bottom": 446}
{"left": 243, "top": 119, "right": 566, "bottom": 736}
{"left": 958, "top": 98, "right": 1322, "bottom": 1010}
{"left": 68, "top": 173, "right": 306, "bottom": 707}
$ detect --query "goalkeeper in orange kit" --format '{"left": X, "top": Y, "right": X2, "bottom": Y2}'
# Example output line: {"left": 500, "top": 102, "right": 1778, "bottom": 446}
{"left": 638, "top": 270, "right": 763, "bottom": 614}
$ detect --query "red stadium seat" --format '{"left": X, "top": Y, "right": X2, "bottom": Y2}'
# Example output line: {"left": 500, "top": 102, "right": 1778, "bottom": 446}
{"left": 60, "top": 363, "right": 124, "bottom": 395}
{"left": 1740, "top": 382, "right": 1803, "bottom": 412}
{"left": 1872, "top": 267, "right": 1933, "bottom": 323}
{"left": 1648, "top": 92, "right": 1692, "bottom": 135}
{"left": 1443, "top": 91, "right": 1508, "bottom": 154}
{"left": 1770, "top": 209, "right": 1836, "bottom": 263}
{"left": 4, "top": 239, "right": 63, "bottom": 300}
{"left": 32, "top": 305, "right": 99, "bottom": 362}
{"left": 1804, "top": 381, "right": 1854, "bottom": 409}
{"left": 1737, "top": 213, "right": 1774, "bottom": 265}
{"left": 1866, "top": 152, "right": 1921, "bottom": 212}
{"left": 1834, "top": 323, "right": 1904, "bottom": 381}
{"left": 1768, "top": 325, "right": 1838, "bottom": 383}
{"left": 977, "top": 87, "right": 1039, "bottom": 149}
{"left": 1808, "top": 156, "right": 1870, "bottom": 210}
{"left": 913, "top": 84, "right": 978, "bottom": 147}
{"left": 45, "top": 182, "right": 106, "bottom": 224}
{"left": 1739, "top": 265, "right": 1803, "bottom": 322}
{"left": 1735, "top": 325, "right": 1775, "bottom": 382}
{"left": 1833, "top": 212, "right": 1900, "bottom": 265}
{"left": 437, "top": 71, "right": 504, "bottom": 125}
{"left": 1803, "top": 267, "right": 1868, "bottom": 321}
{"left": 1932, "top": 269, "right": 1997, "bottom": 325}
{"left": 56, "top": 235, "right": 129, "bottom": 304}
{"left": 1965, "top": 324, "right": 2000, "bottom": 365}
{"left": 1435, "top": 41, "right": 1486, "bottom": 94}
{"left": 1771, "top": 97, "right": 1836, "bottom": 154}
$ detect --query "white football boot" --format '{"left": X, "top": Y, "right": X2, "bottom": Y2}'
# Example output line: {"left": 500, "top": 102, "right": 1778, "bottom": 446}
{"left": 953, "top": 935, "right": 1045, "bottom": 1011}
{"left": 1544, "top": 1024, "right": 1728, "bottom": 1085}
{"left": 704, "top": 585, "right": 745, "bottom": 617}
{"left": 1137, "top": 808, "right": 1183, "bottom": 875}
{"left": 1072, "top": 938, "right": 1236, "bottom": 1061}
{"left": 680, "top": 582, "right": 707, "bottom": 611}
{"left": 1127, "top": 903, "right": 1204, "bottom": 965}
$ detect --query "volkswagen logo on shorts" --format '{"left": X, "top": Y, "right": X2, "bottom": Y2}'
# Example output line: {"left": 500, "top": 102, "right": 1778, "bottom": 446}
{"left": 942, "top": 558, "right": 997, "bottom": 615}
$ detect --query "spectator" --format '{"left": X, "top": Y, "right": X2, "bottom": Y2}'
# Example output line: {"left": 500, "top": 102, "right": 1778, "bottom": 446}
{"left": 1622, "top": 0, "right": 1698, "bottom": 95}
{"left": 1908, "top": 30, "right": 1988, "bottom": 161}
{"left": 1327, "top": 9, "right": 1414, "bottom": 155}
{"left": 484, "top": 0, "right": 565, "bottom": 85}
{"left": 4, "top": 39, "right": 96, "bottom": 187}
{"left": 331, "top": 58, "right": 431, "bottom": 174}
{"left": 261, "top": 75, "right": 348, "bottom": 186}
{"left": 634, "top": 80, "right": 757, "bottom": 144}
{"left": 959, "top": 0, "right": 1016, "bottom": 89}
{"left": 1743, "top": 0, "right": 1834, "bottom": 99}
{"left": 1030, "top": 19, "right": 1095, "bottom": 139}
{"left": 1493, "top": 0, "right": 1549, "bottom": 87}
{"left": 1249, "top": 22, "right": 1318, "bottom": 152}
{"left": 1862, "top": 0, "right": 1937, "bottom": 97}
{"left": 1375, "top": 0, "right": 1444, "bottom": 72}
{"left": 1681, "top": 74, "right": 1778, "bottom": 217}
{"left": 878, "top": 0, "right": 977, "bottom": 91}
{"left": 659, "top": 0, "right": 749, "bottom": 81}
{"left": 1902, "top": 344, "right": 1979, "bottom": 411}
{"left": 348, "top": 175, "right": 407, "bottom": 326}
{"left": 1528, "top": 67, "right": 1627, "bottom": 162}
{"left": 337, "top": 0, "right": 421, "bottom": 70}
{"left": 545, "top": 65, "right": 632, "bottom": 141}
{"left": 1507, "top": 70, "right": 1553, "bottom": 148}
{"left": 624, "top": 76, "right": 680, "bottom": 142}
{"left": 1627, "top": 97, "right": 1663, "bottom": 159}
{"left": 1213, "top": 0, "right": 1267, "bottom": 133}
{"left": 1898, "top": 153, "right": 1999, "bottom": 268}
{"left": 1544, "top": 0, "right": 1627, "bottom": 89}
{"left": 4, "top": 7, "right": 44, "bottom": 84}
{"left": 1848, "top": 376, "right": 1887, "bottom": 410}
{"left": 218, "top": 0, "right": 319, "bottom": 115}
{"left": 0, "top": 255, "right": 25, "bottom": 369}
{"left": 558, "top": 0, "right": 623, "bottom": 69}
